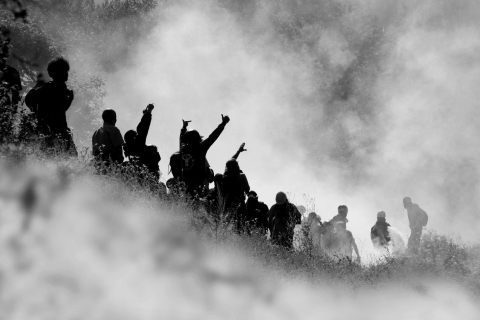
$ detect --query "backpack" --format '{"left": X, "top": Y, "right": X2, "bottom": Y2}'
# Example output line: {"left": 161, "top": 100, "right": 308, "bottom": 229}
{"left": 418, "top": 208, "right": 428, "bottom": 227}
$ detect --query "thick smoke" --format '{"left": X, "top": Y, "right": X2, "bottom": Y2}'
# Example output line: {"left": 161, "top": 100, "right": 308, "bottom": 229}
{"left": 1, "top": 165, "right": 479, "bottom": 319}
{"left": 61, "top": 0, "right": 480, "bottom": 245}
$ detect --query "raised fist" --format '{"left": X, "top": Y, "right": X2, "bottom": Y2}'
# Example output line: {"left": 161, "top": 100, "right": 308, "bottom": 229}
{"left": 182, "top": 119, "right": 192, "bottom": 129}
{"left": 221, "top": 114, "right": 230, "bottom": 124}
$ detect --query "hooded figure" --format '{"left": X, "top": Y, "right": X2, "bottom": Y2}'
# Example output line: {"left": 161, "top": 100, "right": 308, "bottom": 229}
{"left": 267, "top": 192, "right": 302, "bottom": 249}
{"left": 370, "top": 211, "right": 391, "bottom": 248}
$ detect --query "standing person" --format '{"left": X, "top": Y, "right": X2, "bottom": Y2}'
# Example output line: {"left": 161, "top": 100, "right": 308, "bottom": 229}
{"left": 176, "top": 115, "right": 230, "bottom": 196}
{"left": 245, "top": 191, "right": 269, "bottom": 234}
{"left": 330, "top": 205, "right": 349, "bottom": 226}
{"left": 306, "top": 212, "right": 326, "bottom": 255}
{"left": 321, "top": 221, "right": 339, "bottom": 258}
{"left": 92, "top": 109, "right": 124, "bottom": 165}
{"left": 403, "top": 197, "right": 428, "bottom": 252}
{"left": 334, "top": 221, "right": 360, "bottom": 262}
{"left": 221, "top": 158, "right": 250, "bottom": 232}
{"left": 370, "top": 211, "right": 391, "bottom": 249}
{"left": 268, "top": 192, "right": 302, "bottom": 249}
{"left": 25, "top": 56, "right": 76, "bottom": 156}
{"left": 123, "top": 104, "right": 161, "bottom": 180}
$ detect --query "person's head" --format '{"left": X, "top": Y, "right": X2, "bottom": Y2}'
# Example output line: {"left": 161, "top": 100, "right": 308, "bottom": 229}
{"left": 183, "top": 130, "right": 202, "bottom": 145}
{"left": 247, "top": 190, "right": 258, "bottom": 202}
{"left": 334, "top": 221, "right": 346, "bottom": 232}
{"left": 275, "top": 191, "right": 287, "bottom": 205}
{"left": 225, "top": 158, "right": 240, "bottom": 174}
{"left": 377, "top": 211, "right": 386, "bottom": 219}
{"left": 338, "top": 205, "right": 348, "bottom": 217}
{"left": 102, "top": 109, "right": 117, "bottom": 125}
{"left": 297, "top": 205, "right": 306, "bottom": 215}
{"left": 124, "top": 130, "right": 137, "bottom": 144}
{"left": 47, "top": 57, "right": 70, "bottom": 82}
{"left": 403, "top": 197, "right": 412, "bottom": 209}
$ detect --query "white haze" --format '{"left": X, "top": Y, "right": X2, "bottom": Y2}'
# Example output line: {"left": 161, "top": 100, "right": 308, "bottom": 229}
{"left": 60, "top": 0, "right": 480, "bottom": 251}
{"left": 0, "top": 165, "right": 479, "bottom": 319}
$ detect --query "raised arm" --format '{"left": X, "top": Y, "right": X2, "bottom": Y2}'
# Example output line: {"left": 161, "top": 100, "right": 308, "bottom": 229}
{"left": 135, "top": 104, "right": 154, "bottom": 146}
{"left": 202, "top": 114, "right": 230, "bottom": 152}
{"left": 232, "top": 143, "right": 246, "bottom": 160}
{"left": 180, "top": 119, "right": 191, "bottom": 148}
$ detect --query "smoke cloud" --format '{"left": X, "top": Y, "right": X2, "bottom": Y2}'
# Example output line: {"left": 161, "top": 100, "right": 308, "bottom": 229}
{"left": 57, "top": 0, "right": 480, "bottom": 247}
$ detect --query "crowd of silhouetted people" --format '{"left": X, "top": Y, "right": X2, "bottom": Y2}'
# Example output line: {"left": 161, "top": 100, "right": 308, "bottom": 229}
{"left": 10, "top": 56, "right": 430, "bottom": 262}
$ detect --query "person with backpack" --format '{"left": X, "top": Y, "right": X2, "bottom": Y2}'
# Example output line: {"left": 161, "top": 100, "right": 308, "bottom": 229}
{"left": 403, "top": 197, "right": 428, "bottom": 251}
{"left": 123, "top": 104, "right": 161, "bottom": 180}
{"left": 221, "top": 158, "right": 250, "bottom": 232}
{"left": 370, "top": 211, "right": 391, "bottom": 250}
{"left": 171, "top": 114, "right": 230, "bottom": 196}
{"left": 92, "top": 109, "right": 124, "bottom": 165}
{"left": 25, "top": 57, "right": 76, "bottom": 156}
{"left": 267, "top": 192, "right": 302, "bottom": 249}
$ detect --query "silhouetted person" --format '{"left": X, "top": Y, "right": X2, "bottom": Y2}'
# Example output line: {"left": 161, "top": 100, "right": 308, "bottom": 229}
{"left": 268, "top": 192, "right": 302, "bottom": 249}
{"left": 403, "top": 197, "right": 428, "bottom": 252}
{"left": 123, "top": 104, "right": 161, "bottom": 180}
{"left": 173, "top": 114, "right": 230, "bottom": 195}
{"left": 321, "top": 221, "right": 339, "bottom": 257}
{"left": 92, "top": 109, "right": 124, "bottom": 165}
{"left": 334, "top": 221, "right": 360, "bottom": 262}
{"left": 25, "top": 57, "right": 76, "bottom": 156}
{"left": 370, "top": 211, "right": 391, "bottom": 249}
{"left": 245, "top": 190, "right": 269, "bottom": 234}
{"left": 330, "top": 205, "right": 349, "bottom": 226}
{"left": 221, "top": 158, "right": 250, "bottom": 232}
{"left": 306, "top": 212, "right": 326, "bottom": 255}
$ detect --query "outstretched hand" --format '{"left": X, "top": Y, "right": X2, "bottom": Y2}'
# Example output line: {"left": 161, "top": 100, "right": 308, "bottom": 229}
{"left": 238, "top": 143, "right": 247, "bottom": 153}
{"left": 221, "top": 114, "right": 230, "bottom": 124}
{"left": 182, "top": 119, "right": 191, "bottom": 129}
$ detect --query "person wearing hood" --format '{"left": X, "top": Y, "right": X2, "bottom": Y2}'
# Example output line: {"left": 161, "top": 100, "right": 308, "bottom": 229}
{"left": 267, "top": 192, "right": 302, "bottom": 249}
{"left": 403, "top": 197, "right": 428, "bottom": 251}
{"left": 123, "top": 104, "right": 161, "bottom": 180}
{"left": 370, "top": 211, "right": 391, "bottom": 249}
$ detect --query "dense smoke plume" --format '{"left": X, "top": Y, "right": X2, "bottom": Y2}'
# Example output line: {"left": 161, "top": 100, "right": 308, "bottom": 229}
{"left": 0, "top": 165, "right": 479, "bottom": 319}
{"left": 39, "top": 0, "right": 480, "bottom": 244}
